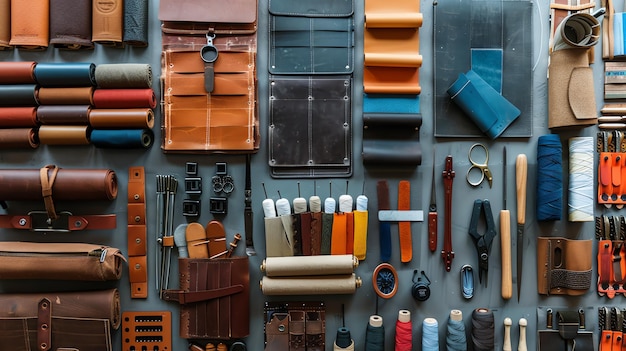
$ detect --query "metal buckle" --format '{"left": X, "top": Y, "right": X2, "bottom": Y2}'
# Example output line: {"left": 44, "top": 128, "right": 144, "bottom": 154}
{"left": 27, "top": 211, "right": 75, "bottom": 232}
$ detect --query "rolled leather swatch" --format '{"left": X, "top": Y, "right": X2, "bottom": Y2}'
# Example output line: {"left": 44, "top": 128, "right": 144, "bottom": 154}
{"left": 94, "top": 64, "right": 152, "bottom": 88}
{"left": 9, "top": 0, "right": 49, "bottom": 49}
{"left": 123, "top": 0, "right": 149, "bottom": 47}
{"left": 261, "top": 255, "right": 358, "bottom": 277}
{"left": 92, "top": 0, "right": 124, "bottom": 47}
{"left": 0, "top": 128, "right": 39, "bottom": 149}
{"left": 50, "top": 0, "right": 93, "bottom": 49}
{"left": 362, "top": 139, "right": 422, "bottom": 166}
{"left": 363, "top": 112, "right": 422, "bottom": 128}
{"left": 0, "top": 0, "right": 10, "bottom": 49}
{"left": 37, "top": 105, "right": 91, "bottom": 125}
{"left": 0, "top": 62, "right": 36, "bottom": 84}
{"left": 0, "top": 288, "right": 121, "bottom": 329}
{"left": 0, "top": 166, "right": 117, "bottom": 200}
{"left": 90, "top": 129, "right": 153, "bottom": 148}
{"left": 92, "top": 89, "right": 156, "bottom": 108}
{"left": 88, "top": 108, "right": 154, "bottom": 128}
{"left": 260, "top": 274, "right": 361, "bottom": 295}
{"left": 447, "top": 70, "right": 520, "bottom": 139}
{"left": 34, "top": 62, "right": 96, "bottom": 87}
{"left": 38, "top": 125, "right": 90, "bottom": 145}
{"left": 38, "top": 87, "right": 94, "bottom": 105}
{"left": 0, "top": 107, "right": 38, "bottom": 127}
{"left": 0, "top": 84, "right": 38, "bottom": 106}
{"left": 365, "top": 12, "right": 423, "bottom": 28}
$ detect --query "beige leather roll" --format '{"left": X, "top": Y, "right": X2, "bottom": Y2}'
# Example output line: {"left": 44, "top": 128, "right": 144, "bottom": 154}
{"left": 260, "top": 274, "right": 361, "bottom": 295}
{"left": 38, "top": 125, "right": 90, "bottom": 145}
{"left": 261, "top": 255, "right": 358, "bottom": 277}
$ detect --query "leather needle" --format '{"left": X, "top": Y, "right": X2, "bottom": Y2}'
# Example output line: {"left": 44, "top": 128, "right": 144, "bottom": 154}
{"left": 500, "top": 147, "right": 512, "bottom": 300}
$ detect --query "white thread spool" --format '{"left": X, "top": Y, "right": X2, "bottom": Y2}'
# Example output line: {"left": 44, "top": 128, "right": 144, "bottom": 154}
{"left": 568, "top": 137, "right": 594, "bottom": 222}
{"left": 276, "top": 197, "right": 291, "bottom": 216}
{"left": 309, "top": 196, "right": 322, "bottom": 213}
{"left": 262, "top": 198, "right": 277, "bottom": 218}
{"left": 503, "top": 318, "right": 512, "bottom": 351}
{"left": 339, "top": 194, "right": 353, "bottom": 213}
{"left": 293, "top": 197, "right": 307, "bottom": 214}
{"left": 325, "top": 197, "right": 336, "bottom": 214}
{"left": 356, "top": 195, "right": 368, "bottom": 211}
{"left": 518, "top": 318, "right": 527, "bottom": 351}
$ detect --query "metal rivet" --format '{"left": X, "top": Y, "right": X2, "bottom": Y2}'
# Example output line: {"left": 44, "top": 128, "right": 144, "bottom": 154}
{"left": 135, "top": 238, "right": 141, "bottom": 244}
{"left": 134, "top": 194, "right": 140, "bottom": 200}
{"left": 134, "top": 216, "right": 141, "bottom": 222}
{"left": 135, "top": 264, "right": 141, "bottom": 270}
{"left": 74, "top": 220, "right": 82, "bottom": 227}
{"left": 18, "top": 218, "right": 27, "bottom": 226}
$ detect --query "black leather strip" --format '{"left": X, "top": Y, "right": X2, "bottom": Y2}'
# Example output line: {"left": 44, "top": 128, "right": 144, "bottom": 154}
{"left": 550, "top": 269, "right": 592, "bottom": 290}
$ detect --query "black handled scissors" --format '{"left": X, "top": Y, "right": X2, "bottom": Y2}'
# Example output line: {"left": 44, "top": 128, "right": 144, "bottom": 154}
{"left": 467, "top": 143, "right": 493, "bottom": 188}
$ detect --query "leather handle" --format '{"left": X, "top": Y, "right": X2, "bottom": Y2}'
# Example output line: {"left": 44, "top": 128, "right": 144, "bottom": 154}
{"left": 428, "top": 212, "right": 437, "bottom": 252}
{"left": 516, "top": 154, "right": 527, "bottom": 225}
{"left": 500, "top": 209, "right": 512, "bottom": 300}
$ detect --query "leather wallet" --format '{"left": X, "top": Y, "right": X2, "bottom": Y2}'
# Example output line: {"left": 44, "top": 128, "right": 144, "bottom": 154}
{"left": 0, "top": 289, "right": 120, "bottom": 351}
{"left": 50, "top": 0, "right": 93, "bottom": 49}
{"left": 268, "top": 0, "right": 354, "bottom": 75}
{"left": 0, "top": 0, "right": 10, "bottom": 49}
{"left": 92, "top": 0, "right": 124, "bottom": 47}
{"left": 537, "top": 237, "right": 592, "bottom": 295}
{"left": 0, "top": 241, "right": 125, "bottom": 281}
{"left": 10, "top": 0, "right": 49, "bottom": 49}
{"left": 268, "top": 75, "right": 352, "bottom": 178}
{"left": 162, "top": 256, "right": 250, "bottom": 340}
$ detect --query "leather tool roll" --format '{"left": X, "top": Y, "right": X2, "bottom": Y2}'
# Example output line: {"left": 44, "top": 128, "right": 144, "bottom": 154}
{"left": 95, "top": 63, "right": 153, "bottom": 88}
{"left": 89, "top": 108, "right": 155, "bottom": 128}
{"left": 92, "top": 0, "right": 124, "bottom": 47}
{"left": 0, "top": 128, "right": 39, "bottom": 149}
{"left": 0, "top": 107, "right": 38, "bottom": 127}
{"left": 123, "top": 0, "right": 149, "bottom": 47}
{"left": 0, "top": 288, "right": 120, "bottom": 351}
{"left": 0, "top": 62, "right": 37, "bottom": 84}
{"left": 34, "top": 62, "right": 97, "bottom": 87}
{"left": 9, "top": 0, "right": 49, "bottom": 49}
{"left": 90, "top": 129, "right": 154, "bottom": 149}
{"left": 537, "top": 237, "right": 592, "bottom": 295}
{"left": 0, "top": 166, "right": 117, "bottom": 201}
{"left": 38, "top": 125, "right": 90, "bottom": 145}
{"left": 0, "top": 0, "right": 10, "bottom": 49}
{"left": 38, "top": 87, "right": 94, "bottom": 105}
{"left": 93, "top": 88, "right": 157, "bottom": 108}
{"left": 0, "top": 85, "right": 38, "bottom": 107}
{"left": 50, "top": 0, "right": 93, "bottom": 49}
{"left": 162, "top": 257, "right": 250, "bottom": 340}
{"left": 37, "top": 105, "right": 91, "bottom": 125}
{"left": 0, "top": 242, "right": 125, "bottom": 281}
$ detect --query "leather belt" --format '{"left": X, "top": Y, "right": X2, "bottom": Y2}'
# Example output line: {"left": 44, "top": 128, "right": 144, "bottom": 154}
{"left": 377, "top": 180, "right": 392, "bottom": 262}
{"left": 0, "top": 212, "right": 116, "bottom": 232}
{"left": 442, "top": 155, "right": 455, "bottom": 271}
{"left": 398, "top": 180, "right": 412, "bottom": 263}
{"left": 128, "top": 166, "right": 148, "bottom": 298}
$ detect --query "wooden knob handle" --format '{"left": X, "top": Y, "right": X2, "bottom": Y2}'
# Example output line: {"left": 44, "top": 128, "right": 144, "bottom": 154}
{"left": 500, "top": 210, "right": 512, "bottom": 300}
{"left": 518, "top": 318, "right": 528, "bottom": 351}
{"left": 503, "top": 318, "right": 512, "bottom": 351}
{"left": 516, "top": 154, "right": 527, "bottom": 225}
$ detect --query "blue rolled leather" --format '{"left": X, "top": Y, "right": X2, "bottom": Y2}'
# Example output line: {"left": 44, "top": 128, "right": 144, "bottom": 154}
{"left": 34, "top": 63, "right": 96, "bottom": 87}
{"left": 363, "top": 94, "right": 419, "bottom": 113}
{"left": 447, "top": 69, "right": 520, "bottom": 139}
{"left": 89, "top": 129, "right": 153, "bottom": 149}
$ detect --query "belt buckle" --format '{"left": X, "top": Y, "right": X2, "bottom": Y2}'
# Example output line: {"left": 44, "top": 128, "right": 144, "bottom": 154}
{"left": 27, "top": 211, "right": 73, "bottom": 232}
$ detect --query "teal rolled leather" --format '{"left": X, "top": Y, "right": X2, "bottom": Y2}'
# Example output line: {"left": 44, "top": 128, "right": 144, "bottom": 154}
{"left": 447, "top": 69, "right": 520, "bottom": 139}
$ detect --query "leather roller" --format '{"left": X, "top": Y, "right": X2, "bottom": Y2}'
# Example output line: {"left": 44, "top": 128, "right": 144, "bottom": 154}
{"left": 89, "top": 108, "right": 154, "bottom": 129}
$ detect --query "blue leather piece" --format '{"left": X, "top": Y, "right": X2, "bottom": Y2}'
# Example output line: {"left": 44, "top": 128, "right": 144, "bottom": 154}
{"left": 89, "top": 129, "right": 153, "bottom": 149}
{"left": 461, "top": 265, "right": 474, "bottom": 299}
{"left": 362, "top": 94, "right": 419, "bottom": 113}
{"left": 447, "top": 70, "right": 520, "bottom": 139}
{"left": 34, "top": 63, "right": 96, "bottom": 87}
{"left": 471, "top": 48, "right": 502, "bottom": 93}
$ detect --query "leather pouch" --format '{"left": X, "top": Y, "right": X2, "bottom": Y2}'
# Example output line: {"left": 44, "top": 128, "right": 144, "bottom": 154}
{"left": 537, "top": 307, "right": 594, "bottom": 351}
{"left": 268, "top": 0, "right": 354, "bottom": 75}
{"left": 0, "top": 241, "right": 125, "bottom": 281}
{"left": 265, "top": 215, "right": 295, "bottom": 257}
{"left": 0, "top": 289, "right": 120, "bottom": 351}
{"left": 548, "top": 48, "right": 598, "bottom": 129}
{"left": 10, "top": 0, "right": 49, "bottom": 50}
{"left": 162, "top": 256, "right": 250, "bottom": 340}
{"left": 92, "top": 0, "right": 124, "bottom": 47}
{"left": 159, "top": 0, "right": 259, "bottom": 154}
{"left": 537, "top": 237, "right": 592, "bottom": 295}
{"left": 268, "top": 75, "right": 352, "bottom": 178}
{"left": 50, "top": 0, "right": 93, "bottom": 49}
{"left": 264, "top": 302, "right": 325, "bottom": 351}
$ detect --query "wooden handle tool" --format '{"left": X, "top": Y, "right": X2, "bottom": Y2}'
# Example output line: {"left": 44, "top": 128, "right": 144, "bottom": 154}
{"left": 503, "top": 317, "right": 512, "bottom": 351}
{"left": 501, "top": 147, "right": 512, "bottom": 300}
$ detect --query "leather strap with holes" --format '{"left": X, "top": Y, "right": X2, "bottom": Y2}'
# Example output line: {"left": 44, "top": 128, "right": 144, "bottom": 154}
{"left": 40, "top": 165, "right": 59, "bottom": 220}
{"left": 398, "top": 180, "right": 412, "bottom": 263}
{"left": 128, "top": 166, "right": 148, "bottom": 299}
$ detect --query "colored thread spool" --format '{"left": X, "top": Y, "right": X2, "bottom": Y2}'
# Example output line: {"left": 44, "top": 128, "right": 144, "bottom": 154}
{"left": 446, "top": 310, "right": 467, "bottom": 351}
{"left": 365, "top": 315, "right": 384, "bottom": 351}
{"left": 568, "top": 137, "right": 594, "bottom": 222}
{"left": 471, "top": 308, "right": 494, "bottom": 351}
{"left": 395, "top": 310, "right": 412, "bottom": 351}
{"left": 536, "top": 134, "right": 562, "bottom": 221}
{"left": 422, "top": 317, "right": 439, "bottom": 351}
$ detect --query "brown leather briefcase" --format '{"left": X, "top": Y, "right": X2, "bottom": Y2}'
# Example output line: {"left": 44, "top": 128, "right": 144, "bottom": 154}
{"left": 162, "top": 256, "right": 250, "bottom": 340}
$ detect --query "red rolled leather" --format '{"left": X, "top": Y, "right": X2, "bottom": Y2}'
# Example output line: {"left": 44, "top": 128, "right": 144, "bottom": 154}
{"left": 0, "top": 166, "right": 117, "bottom": 200}
{"left": 92, "top": 88, "right": 156, "bottom": 108}
{"left": 38, "top": 125, "right": 90, "bottom": 145}
{"left": 37, "top": 105, "right": 91, "bottom": 125}
{"left": 0, "top": 107, "right": 38, "bottom": 127}
{"left": 0, "top": 62, "right": 37, "bottom": 84}
{"left": 0, "top": 128, "right": 38, "bottom": 149}
{"left": 89, "top": 108, "right": 154, "bottom": 128}
{"left": 38, "top": 87, "right": 94, "bottom": 105}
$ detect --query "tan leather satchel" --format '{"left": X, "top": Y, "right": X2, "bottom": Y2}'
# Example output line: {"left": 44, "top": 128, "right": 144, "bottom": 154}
{"left": 0, "top": 241, "right": 125, "bottom": 281}
{"left": 0, "top": 289, "right": 120, "bottom": 351}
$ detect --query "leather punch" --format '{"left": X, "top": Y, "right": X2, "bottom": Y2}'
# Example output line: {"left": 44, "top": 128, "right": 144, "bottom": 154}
{"left": 468, "top": 199, "right": 497, "bottom": 286}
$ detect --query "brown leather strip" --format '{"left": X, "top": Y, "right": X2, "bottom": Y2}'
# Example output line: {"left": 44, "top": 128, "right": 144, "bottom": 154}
{"left": 398, "top": 180, "right": 412, "bottom": 263}
{"left": 40, "top": 165, "right": 59, "bottom": 220}
{"left": 310, "top": 212, "right": 322, "bottom": 255}
{"left": 0, "top": 213, "right": 115, "bottom": 231}
{"left": 37, "top": 298, "right": 52, "bottom": 351}
{"left": 128, "top": 166, "right": 147, "bottom": 298}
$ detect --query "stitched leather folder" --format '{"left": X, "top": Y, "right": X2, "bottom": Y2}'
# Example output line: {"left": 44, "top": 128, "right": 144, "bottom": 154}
{"left": 268, "top": 0, "right": 354, "bottom": 75}
{"left": 159, "top": 0, "right": 259, "bottom": 153}
{"left": 0, "top": 289, "right": 120, "bottom": 351}
{"left": 162, "top": 257, "right": 250, "bottom": 340}
{"left": 50, "top": 0, "right": 93, "bottom": 49}
{"left": 92, "top": 0, "right": 123, "bottom": 47}
{"left": 10, "top": 0, "right": 49, "bottom": 49}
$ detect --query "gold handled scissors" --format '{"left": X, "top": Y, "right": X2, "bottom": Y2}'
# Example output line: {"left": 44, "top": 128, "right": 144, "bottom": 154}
{"left": 467, "top": 143, "right": 493, "bottom": 187}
